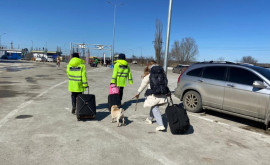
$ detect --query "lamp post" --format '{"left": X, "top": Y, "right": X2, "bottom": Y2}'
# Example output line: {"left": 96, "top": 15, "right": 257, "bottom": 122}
{"left": 30, "top": 40, "right": 33, "bottom": 51}
{"left": 163, "top": 0, "right": 173, "bottom": 74}
{"left": 0, "top": 33, "right": 7, "bottom": 49}
{"left": 107, "top": 1, "right": 123, "bottom": 64}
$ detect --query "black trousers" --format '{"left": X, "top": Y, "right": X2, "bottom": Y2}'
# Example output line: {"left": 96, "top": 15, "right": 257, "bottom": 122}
{"left": 119, "top": 87, "right": 124, "bottom": 101}
{"left": 71, "top": 92, "right": 82, "bottom": 109}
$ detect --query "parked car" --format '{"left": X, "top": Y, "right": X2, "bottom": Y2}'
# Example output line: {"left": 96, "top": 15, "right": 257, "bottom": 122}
{"left": 172, "top": 64, "right": 189, "bottom": 74}
{"left": 36, "top": 56, "right": 47, "bottom": 62}
{"left": 47, "top": 57, "right": 54, "bottom": 62}
{"left": 132, "top": 60, "right": 138, "bottom": 64}
{"left": 174, "top": 61, "right": 270, "bottom": 125}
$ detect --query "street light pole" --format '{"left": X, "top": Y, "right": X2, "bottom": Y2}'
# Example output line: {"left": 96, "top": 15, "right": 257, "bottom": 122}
{"left": 107, "top": 1, "right": 123, "bottom": 65}
{"left": 112, "top": 3, "right": 116, "bottom": 63}
{"left": 163, "top": 0, "right": 173, "bottom": 74}
{"left": 0, "top": 33, "right": 7, "bottom": 49}
{"left": 30, "top": 40, "right": 33, "bottom": 51}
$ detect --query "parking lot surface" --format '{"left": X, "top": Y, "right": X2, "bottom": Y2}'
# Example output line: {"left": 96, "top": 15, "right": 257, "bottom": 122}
{"left": 0, "top": 60, "right": 270, "bottom": 165}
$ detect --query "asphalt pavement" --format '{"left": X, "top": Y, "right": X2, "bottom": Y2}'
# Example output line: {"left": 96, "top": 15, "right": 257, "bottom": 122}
{"left": 0, "top": 60, "right": 270, "bottom": 165}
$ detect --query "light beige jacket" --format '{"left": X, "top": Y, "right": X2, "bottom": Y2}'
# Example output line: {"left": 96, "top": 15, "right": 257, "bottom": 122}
{"left": 137, "top": 74, "right": 167, "bottom": 108}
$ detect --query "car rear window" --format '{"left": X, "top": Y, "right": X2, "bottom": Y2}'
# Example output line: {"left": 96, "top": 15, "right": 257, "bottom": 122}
{"left": 186, "top": 68, "right": 203, "bottom": 77}
{"left": 202, "top": 66, "right": 226, "bottom": 81}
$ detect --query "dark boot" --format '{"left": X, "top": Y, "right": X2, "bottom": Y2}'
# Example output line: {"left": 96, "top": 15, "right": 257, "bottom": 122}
{"left": 72, "top": 107, "right": 76, "bottom": 114}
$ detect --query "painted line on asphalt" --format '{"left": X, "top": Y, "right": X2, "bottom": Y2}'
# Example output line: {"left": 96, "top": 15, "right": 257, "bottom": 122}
{"left": 0, "top": 80, "right": 68, "bottom": 129}
{"left": 0, "top": 67, "right": 104, "bottom": 129}
{"left": 188, "top": 113, "right": 270, "bottom": 144}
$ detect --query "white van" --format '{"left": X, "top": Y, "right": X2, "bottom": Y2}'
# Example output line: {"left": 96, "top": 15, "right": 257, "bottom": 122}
{"left": 47, "top": 57, "right": 54, "bottom": 62}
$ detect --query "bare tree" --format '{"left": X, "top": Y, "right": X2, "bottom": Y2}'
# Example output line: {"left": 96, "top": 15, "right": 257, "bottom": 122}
{"left": 171, "top": 37, "right": 198, "bottom": 64}
{"left": 240, "top": 56, "right": 257, "bottom": 64}
{"left": 180, "top": 37, "right": 198, "bottom": 63}
{"left": 171, "top": 40, "right": 183, "bottom": 63}
{"left": 154, "top": 19, "right": 163, "bottom": 65}
{"left": 138, "top": 56, "right": 145, "bottom": 65}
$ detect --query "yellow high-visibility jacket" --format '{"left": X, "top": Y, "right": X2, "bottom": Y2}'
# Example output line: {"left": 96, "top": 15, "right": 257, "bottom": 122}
{"left": 111, "top": 60, "right": 133, "bottom": 87}
{"left": 66, "top": 57, "right": 88, "bottom": 92}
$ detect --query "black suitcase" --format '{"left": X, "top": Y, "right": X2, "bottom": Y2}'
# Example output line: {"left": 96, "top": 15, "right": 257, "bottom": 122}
{"left": 166, "top": 96, "right": 190, "bottom": 134}
{"left": 91, "top": 63, "right": 97, "bottom": 67}
{"left": 76, "top": 88, "right": 96, "bottom": 121}
{"left": 108, "top": 94, "right": 121, "bottom": 111}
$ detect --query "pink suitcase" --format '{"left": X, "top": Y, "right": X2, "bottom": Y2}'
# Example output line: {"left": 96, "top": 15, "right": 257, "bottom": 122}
{"left": 109, "top": 84, "right": 119, "bottom": 95}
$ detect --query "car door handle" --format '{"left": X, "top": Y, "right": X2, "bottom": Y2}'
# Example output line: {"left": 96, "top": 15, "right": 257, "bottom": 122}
{"left": 227, "top": 84, "right": 235, "bottom": 87}
{"left": 198, "top": 79, "right": 204, "bottom": 82}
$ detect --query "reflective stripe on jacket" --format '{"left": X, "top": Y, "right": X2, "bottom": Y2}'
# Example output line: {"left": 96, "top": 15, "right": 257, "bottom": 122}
{"left": 66, "top": 57, "right": 88, "bottom": 92}
{"left": 111, "top": 60, "right": 133, "bottom": 87}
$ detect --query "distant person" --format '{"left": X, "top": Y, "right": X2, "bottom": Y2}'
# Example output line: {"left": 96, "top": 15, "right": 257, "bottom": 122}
{"left": 66, "top": 53, "right": 88, "bottom": 114}
{"left": 95, "top": 58, "right": 99, "bottom": 67}
{"left": 57, "top": 56, "right": 61, "bottom": 68}
{"left": 111, "top": 53, "right": 133, "bottom": 102}
{"left": 134, "top": 60, "right": 169, "bottom": 131}
{"left": 41, "top": 56, "right": 46, "bottom": 64}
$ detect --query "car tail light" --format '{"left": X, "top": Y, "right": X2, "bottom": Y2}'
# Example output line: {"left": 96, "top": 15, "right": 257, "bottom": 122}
{"left": 177, "top": 67, "right": 188, "bottom": 83}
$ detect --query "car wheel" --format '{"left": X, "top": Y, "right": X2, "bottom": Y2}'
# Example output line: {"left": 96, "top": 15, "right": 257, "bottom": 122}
{"left": 183, "top": 91, "right": 202, "bottom": 113}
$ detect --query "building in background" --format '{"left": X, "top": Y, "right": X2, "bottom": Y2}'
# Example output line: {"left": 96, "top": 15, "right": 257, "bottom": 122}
{"left": 0, "top": 49, "right": 22, "bottom": 60}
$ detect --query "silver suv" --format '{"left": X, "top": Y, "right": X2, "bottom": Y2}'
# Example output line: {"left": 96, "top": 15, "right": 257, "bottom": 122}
{"left": 174, "top": 61, "right": 270, "bottom": 126}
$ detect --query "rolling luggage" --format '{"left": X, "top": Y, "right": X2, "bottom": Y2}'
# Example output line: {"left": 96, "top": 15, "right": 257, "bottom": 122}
{"left": 91, "top": 63, "right": 97, "bottom": 67}
{"left": 76, "top": 87, "right": 96, "bottom": 121}
{"left": 166, "top": 96, "right": 190, "bottom": 134}
{"left": 108, "top": 94, "right": 121, "bottom": 111}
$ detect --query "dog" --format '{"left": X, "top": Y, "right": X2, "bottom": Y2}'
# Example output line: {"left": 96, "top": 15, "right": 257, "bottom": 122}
{"left": 111, "top": 105, "right": 125, "bottom": 127}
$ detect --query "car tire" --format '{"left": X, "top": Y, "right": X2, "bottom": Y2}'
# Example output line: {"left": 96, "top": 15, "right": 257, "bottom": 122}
{"left": 183, "top": 91, "right": 202, "bottom": 113}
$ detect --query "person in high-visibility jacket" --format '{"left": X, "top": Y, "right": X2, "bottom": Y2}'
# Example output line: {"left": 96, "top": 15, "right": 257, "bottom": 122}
{"left": 111, "top": 53, "right": 133, "bottom": 102}
{"left": 66, "top": 53, "right": 88, "bottom": 114}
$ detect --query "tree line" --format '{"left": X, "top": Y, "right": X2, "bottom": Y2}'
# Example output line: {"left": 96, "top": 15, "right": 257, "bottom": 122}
{"left": 152, "top": 19, "right": 259, "bottom": 66}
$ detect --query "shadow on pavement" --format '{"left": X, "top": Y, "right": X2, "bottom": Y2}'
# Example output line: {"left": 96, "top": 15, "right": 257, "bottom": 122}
{"left": 122, "top": 98, "right": 145, "bottom": 110}
{"left": 96, "top": 103, "right": 108, "bottom": 110}
{"left": 95, "top": 111, "right": 110, "bottom": 121}
{"left": 123, "top": 117, "right": 133, "bottom": 126}
{"left": 203, "top": 109, "right": 267, "bottom": 132}
{"left": 179, "top": 102, "right": 268, "bottom": 133}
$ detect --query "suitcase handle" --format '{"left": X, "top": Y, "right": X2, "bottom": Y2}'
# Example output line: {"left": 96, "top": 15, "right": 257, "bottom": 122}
{"left": 83, "top": 86, "right": 89, "bottom": 94}
{"left": 167, "top": 95, "right": 174, "bottom": 106}
{"left": 166, "top": 89, "right": 173, "bottom": 106}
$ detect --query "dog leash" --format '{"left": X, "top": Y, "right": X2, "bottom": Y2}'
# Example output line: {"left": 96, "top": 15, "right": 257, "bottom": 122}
{"left": 134, "top": 98, "right": 138, "bottom": 111}
{"left": 120, "top": 97, "right": 136, "bottom": 108}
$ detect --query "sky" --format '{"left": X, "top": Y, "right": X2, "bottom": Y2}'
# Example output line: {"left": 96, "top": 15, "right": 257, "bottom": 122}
{"left": 0, "top": 0, "right": 269, "bottom": 63}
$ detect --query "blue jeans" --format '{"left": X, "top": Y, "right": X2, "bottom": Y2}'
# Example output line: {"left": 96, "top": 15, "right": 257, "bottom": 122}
{"left": 148, "top": 106, "right": 164, "bottom": 126}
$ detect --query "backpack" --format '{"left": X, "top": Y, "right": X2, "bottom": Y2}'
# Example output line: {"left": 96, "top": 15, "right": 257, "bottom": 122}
{"left": 148, "top": 66, "right": 169, "bottom": 95}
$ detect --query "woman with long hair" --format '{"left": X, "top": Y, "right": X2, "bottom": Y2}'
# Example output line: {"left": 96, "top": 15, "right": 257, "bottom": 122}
{"left": 135, "top": 60, "right": 167, "bottom": 131}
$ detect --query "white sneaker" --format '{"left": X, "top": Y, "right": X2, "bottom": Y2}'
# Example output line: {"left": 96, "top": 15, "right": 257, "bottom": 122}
{"left": 145, "top": 118, "right": 152, "bottom": 124}
{"left": 156, "top": 126, "right": 165, "bottom": 131}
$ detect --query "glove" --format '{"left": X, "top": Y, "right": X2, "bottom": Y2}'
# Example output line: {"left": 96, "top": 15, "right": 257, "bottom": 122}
{"left": 134, "top": 93, "right": 140, "bottom": 99}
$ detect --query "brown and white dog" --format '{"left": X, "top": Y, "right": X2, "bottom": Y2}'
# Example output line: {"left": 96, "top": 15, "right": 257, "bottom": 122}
{"left": 111, "top": 105, "right": 125, "bottom": 127}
